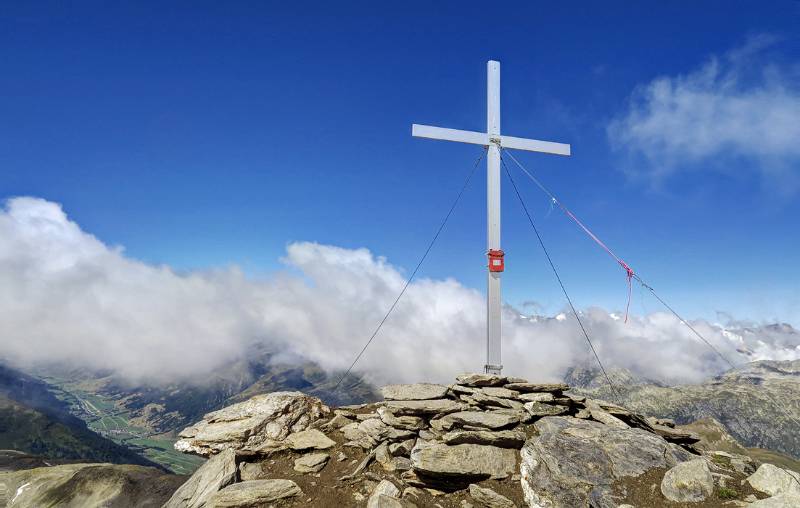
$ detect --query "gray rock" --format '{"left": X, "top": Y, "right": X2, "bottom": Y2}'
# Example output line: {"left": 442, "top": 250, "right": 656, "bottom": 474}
{"left": 468, "top": 483, "right": 516, "bottom": 508}
{"left": 410, "top": 441, "right": 516, "bottom": 480}
{"left": 206, "top": 479, "right": 302, "bottom": 507}
{"left": 368, "top": 494, "right": 408, "bottom": 508}
{"left": 174, "top": 392, "right": 328, "bottom": 456}
{"left": 321, "top": 414, "right": 353, "bottom": 430}
{"left": 585, "top": 402, "right": 629, "bottom": 429}
{"left": 518, "top": 392, "right": 554, "bottom": 403}
{"left": 438, "top": 411, "right": 520, "bottom": 431}
{"left": 238, "top": 462, "right": 266, "bottom": 481}
{"left": 470, "top": 392, "right": 525, "bottom": 409}
{"left": 450, "top": 384, "right": 477, "bottom": 395}
{"left": 479, "top": 387, "right": 520, "bottom": 399}
{"left": 359, "top": 417, "right": 417, "bottom": 443}
{"left": 367, "top": 479, "right": 408, "bottom": 508}
{"left": 442, "top": 429, "right": 526, "bottom": 448}
{"left": 293, "top": 452, "right": 330, "bottom": 473}
{"left": 523, "top": 401, "right": 568, "bottom": 417}
{"left": 389, "top": 438, "right": 416, "bottom": 457}
{"left": 456, "top": 373, "right": 508, "bottom": 387}
{"left": 749, "top": 492, "right": 800, "bottom": 507}
{"left": 385, "top": 399, "right": 466, "bottom": 416}
{"left": 382, "top": 383, "right": 450, "bottom": 400}
{"left": 747, "top": 463, "right": 800, "bottom": 497}
{"left": 504, "top": 382, "right": 569, "bottom": 393}
{"left": 285, "top": 428, "right": 336, "bottom": 450}
{"left": 378, "top": 407, "right": 427, "bottom": 431}
{"left": 164, "top": 448, "right": 237, "bottom": 508}
{"left": 520, "top": 416, "right": 688, "bottom": 508}
{"left": 660, "top": 458, "right": 714, "bottom": 502}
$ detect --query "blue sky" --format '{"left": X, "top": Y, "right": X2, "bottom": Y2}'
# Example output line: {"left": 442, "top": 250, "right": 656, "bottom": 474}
{"left": 2, "top": 1, "right": 799, "bottom": 325}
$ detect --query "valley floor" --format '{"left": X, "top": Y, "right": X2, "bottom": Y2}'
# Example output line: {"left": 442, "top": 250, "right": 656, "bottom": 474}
{"left": 39, "top": 375, "right": 204, "bottom": 475}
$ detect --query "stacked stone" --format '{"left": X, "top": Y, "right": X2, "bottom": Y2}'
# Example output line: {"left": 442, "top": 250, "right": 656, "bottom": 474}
{"left": 329, "top": 373, "right": 574, "bottom": 495}
{"left": 166, "top": 374, "right": 709, "bottom": 507}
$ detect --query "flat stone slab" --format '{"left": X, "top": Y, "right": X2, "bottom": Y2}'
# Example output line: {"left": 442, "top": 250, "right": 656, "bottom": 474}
{"left": 207, "top": 479, "right": 301, "bottom": 507}
{"left": 438, "top": 411, "right": 520, "bottom": 431}
{"left": 385, "top": 399, "right": 465, "bottom": 416}
{"left": 164, "top": 448, "right": 237, "bottom": 508}
{"left": 523, "top": 401, "right": 569, "bottom": 417}
{"left": 519, "top": 392, "right": 554, "bottom": 403}
{"left": 456, "top": 373, "right": 509, "bottom": 387}
{"left": 285, "top": 428, "right": 336, "bottom": 450}
{"left": 479, "top": 387, "right": 520, "bottom": 399}
{"left": 442, "top": 429, "right": 526, "bottom": 449}
{"left": 503, "top": 382, "right": 569, "bottom": 393}
{"left": 381, "top": 383, "right": 450, "bottom": 401}
{"left": 293, "top": 452, "right": 330, "bottom": 473}
{"left": 411, "top": 441, "right": 516, "bottom": 479}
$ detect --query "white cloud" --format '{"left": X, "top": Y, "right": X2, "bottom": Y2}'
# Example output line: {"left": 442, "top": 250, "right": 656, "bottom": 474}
{"left": 0, "top": 197, "right": 797, "bottom": 387}
{"left": 608, "top": 35, "right": 800, "bottom": 192}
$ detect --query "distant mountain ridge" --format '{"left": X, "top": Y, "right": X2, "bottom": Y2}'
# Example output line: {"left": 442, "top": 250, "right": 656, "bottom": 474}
{"left": 567, "top": 359, "right": 800, "bottom": 459}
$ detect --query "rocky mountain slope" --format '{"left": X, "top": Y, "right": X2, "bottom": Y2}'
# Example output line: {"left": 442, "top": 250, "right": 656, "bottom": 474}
{"left": 3, "top": 372, "right": 800, "bottom": 507}
{"left": 0, "top": 462, "right": 184, "bottom": 507}
{"left": 0, "top": 364, "right": 159, "bottom": 468}
{"left": 163, "top": 374, "right": 797, "bottom": 506}
{"left": 566, "top": 359, "right": 800, "bottom": 459}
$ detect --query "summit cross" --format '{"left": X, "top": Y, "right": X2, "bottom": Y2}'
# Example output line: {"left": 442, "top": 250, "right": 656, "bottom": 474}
{"left": 412, "top": 60, "right": 571, "bottom": 375}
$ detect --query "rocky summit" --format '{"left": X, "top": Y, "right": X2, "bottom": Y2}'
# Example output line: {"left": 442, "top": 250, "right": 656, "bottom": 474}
{"left": 153, "top": 373, "right": 798, "bottom": 507}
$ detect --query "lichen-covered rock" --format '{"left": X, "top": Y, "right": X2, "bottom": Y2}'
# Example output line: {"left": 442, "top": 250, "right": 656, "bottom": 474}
{"left": 520, "top": 416, "right": 690, "bottom": 507}
{"left": 435, "top": 411, "right": 520, "bottom": 431}
{"left": 385, "top": 398, "right": 466, "bottom": 416}
{"left": 206, "top": 479, "right": 302, "bottom": 507}
{"left": 285, "top": 428, "right": 335, "bottom": 450}
{"left": 293, "top": 452, "right": 330, "bottom": 473}
{"left": 164, "top": 449, "right": 238, "bottom": 508}
{"left": 174, "top": 392, "right": 328, "bottom": 456}
{"left": 660, "top": 459, "right": 714, "bottom": 502}
{"left": 747, "top": 463, "right": 800, "bottom": 497}
{"left": 456, "top": 373, "right": 509, "bottom": 387}
{"left": 503, "top": 382, "right": 569, "bottom": 393}
{"left": 381, "top": 383, "right": 450, "bottom": 400}
{"left": 468, "top": 483, "right": 516, "bottom": 508}
{"left": 442, "top": 429, "right": 526, "bottom": 448}
{"left": 410, "top": 441, "right": 516, "bottom": 480}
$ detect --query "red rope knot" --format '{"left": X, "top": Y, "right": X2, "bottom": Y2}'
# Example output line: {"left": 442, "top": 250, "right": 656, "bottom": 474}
{"left": 618, "top": 261, "right": 634, "bottom": 323}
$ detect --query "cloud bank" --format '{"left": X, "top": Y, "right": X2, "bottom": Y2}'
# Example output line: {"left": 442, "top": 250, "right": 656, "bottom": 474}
{"left": 0, "top": 197, "right": 797, "bottom": 387}
{"left": 608, "top": 35, "right": 800, "bottom": 192}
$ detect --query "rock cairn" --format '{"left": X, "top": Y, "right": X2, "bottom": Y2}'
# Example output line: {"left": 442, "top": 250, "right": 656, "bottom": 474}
{"left": 165, "top": 373, "right": 798, "bottom": 507}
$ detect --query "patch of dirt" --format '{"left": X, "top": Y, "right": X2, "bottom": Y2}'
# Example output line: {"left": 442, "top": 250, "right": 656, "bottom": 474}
{"left": 613, "top": 466, "right": 768, "bottom": 508}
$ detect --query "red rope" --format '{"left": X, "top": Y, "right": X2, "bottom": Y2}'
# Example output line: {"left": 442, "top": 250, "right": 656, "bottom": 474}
{"left": 562, "top": 207, "right": 635, "bottom": 322}
{"left": 502, "top": 150, "right": 636, "bottom": 323}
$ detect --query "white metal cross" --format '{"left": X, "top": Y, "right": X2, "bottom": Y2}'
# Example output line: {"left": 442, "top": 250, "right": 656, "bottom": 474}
{"left": 412, "top": 60, "right": 570, "bottom": 375}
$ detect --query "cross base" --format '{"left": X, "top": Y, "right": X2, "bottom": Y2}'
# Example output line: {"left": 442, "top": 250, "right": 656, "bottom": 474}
{"left": 484, "top": 363, "right": 503, "bottom": 375}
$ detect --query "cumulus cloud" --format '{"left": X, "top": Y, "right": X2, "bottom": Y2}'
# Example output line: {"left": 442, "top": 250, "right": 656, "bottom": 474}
{"left": 608, "top": 35, "right": 800, "bottom": 192}
{"left": 0, "top": 197, "right": 797, "bottom": 387}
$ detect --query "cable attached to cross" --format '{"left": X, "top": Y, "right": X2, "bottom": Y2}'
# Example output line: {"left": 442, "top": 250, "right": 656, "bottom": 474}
{"left": 333, "top": 149, "right": 487, "bottom": 390}
{"left": 502, "top": 149, "right": 637, "bottom": 322}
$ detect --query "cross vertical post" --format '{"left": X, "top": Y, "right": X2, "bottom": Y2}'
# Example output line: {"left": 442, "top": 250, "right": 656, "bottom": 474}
{"left": 485, "top": 61, "right": 502, "bottom": 375}
{"left": 411, "top": 60, "right": 570, "bottom": 376}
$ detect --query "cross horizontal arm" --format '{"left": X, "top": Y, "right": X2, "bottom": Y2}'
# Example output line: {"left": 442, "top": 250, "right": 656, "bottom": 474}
{"left": 501, "top": 134, "right": 570, "bottom": 156}
{"left": 412, "top": 124, "right": 571, "bottom": 156}
{"left": 412, "top": 124, "right": 487, "bottom": 146}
